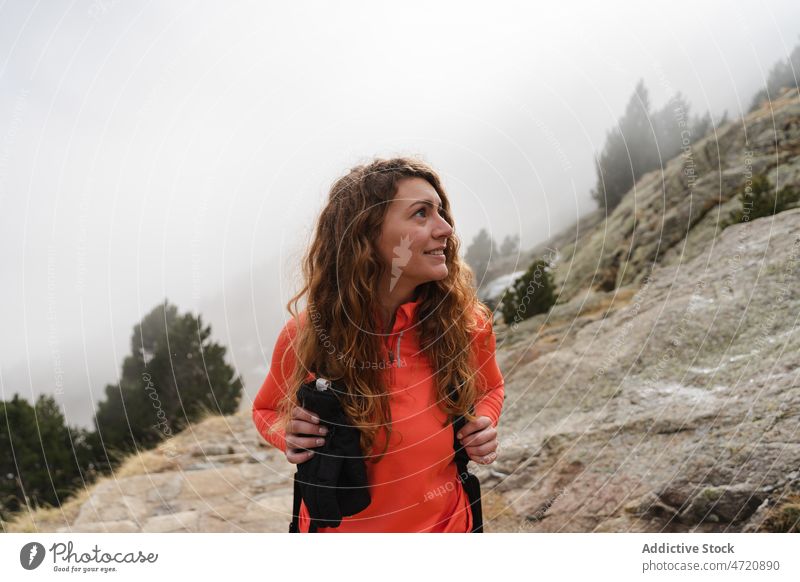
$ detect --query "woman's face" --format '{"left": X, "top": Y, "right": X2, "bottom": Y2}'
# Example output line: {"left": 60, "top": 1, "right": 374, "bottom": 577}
{"left": 376, "top": 177, "right": 454, "bottom": 293}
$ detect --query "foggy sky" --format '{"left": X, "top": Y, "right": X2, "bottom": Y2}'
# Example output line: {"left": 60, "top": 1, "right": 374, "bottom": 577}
{"left": 2, "top": 0, "right": 799, "bottom": 428}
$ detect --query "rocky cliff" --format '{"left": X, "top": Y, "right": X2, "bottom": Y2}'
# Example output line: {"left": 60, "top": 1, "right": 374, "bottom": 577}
{"left": 487, "top": 206, "right": 799, "bottom": 532}
{"left": 6, "top": 90, "right": 800, "bottom": 534}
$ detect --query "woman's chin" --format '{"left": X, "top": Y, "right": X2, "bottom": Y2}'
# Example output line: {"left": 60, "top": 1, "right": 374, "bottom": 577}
{"left": 427, "top": 267, "right": 449, "bottom": 282}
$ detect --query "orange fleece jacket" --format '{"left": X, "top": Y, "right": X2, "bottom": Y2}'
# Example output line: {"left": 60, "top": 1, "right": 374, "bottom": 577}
{"left": 252, "top": 298, "right": 505, "bottom": 532}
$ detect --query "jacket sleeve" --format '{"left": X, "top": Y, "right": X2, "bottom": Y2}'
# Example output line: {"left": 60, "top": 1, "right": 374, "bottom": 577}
{"left": 252, "top": 318, "right": 299, "bottom": 453}
{"left": 471, "top": 307, "right": 505, "bottom": 427}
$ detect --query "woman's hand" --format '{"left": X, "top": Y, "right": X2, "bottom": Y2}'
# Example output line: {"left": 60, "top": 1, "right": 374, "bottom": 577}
{"left": 285, "top": 406, "right": 328, "bottom": 464}
{"left": 457, "top": 416, "right": 498, "bottom": 465}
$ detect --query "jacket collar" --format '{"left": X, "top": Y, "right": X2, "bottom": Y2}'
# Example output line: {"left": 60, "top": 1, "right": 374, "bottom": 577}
{"left": 377, "top": 296, "right": 423, "bottom": 334}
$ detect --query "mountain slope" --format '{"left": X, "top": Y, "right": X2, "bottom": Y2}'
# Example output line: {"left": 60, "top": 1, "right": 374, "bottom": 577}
{"left": 6, "top": 90, "right": 800, "bottom": 534}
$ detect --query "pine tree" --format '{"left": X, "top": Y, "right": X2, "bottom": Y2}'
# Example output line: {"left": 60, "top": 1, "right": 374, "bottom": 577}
{"left": 500, "top": 258, "right": 557, "bottom": 325}
{"left": 500, "top": 233, "right": 520, "bottom": 255}
{"left": 465, "top": 228, "right": 498, "bottom": 282}
{"left": 653, "top": 92, "right": 691, "bottom": 160}
{"left": 592, "top": 80, "right": 658, "bottom": 211}
{"left": 0, "top": 394, "right": 93, "bottom": 519}
{"left": 94, "top": 301, "right": 243, "bottom": 454}
{"left": 620, "top": 79, "right": 656, "bottom": 178}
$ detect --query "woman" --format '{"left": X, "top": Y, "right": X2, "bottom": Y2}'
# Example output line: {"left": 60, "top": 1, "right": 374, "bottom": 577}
{"left": 252, "top": 157, "right": 504, "bottom": 532}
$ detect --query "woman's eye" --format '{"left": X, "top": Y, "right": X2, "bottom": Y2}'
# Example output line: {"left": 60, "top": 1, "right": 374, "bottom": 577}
{"left": 414, "top": 207, "right": 446, "bottom": 219}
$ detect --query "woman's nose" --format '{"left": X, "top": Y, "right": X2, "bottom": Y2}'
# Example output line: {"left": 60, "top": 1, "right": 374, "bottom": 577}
{"left": 433, "top": 214, "right": 453, "bottom": 238}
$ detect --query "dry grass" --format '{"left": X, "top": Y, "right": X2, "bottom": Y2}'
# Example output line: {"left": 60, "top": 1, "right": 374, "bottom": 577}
{"left": 113, "top": 446, "right": 181, "bottom": 479}
{"left": 1, "top": 485, "right": 92, "bottom": 533}
{"left": 759, "top": 493, "right": 800, "bottom": 533}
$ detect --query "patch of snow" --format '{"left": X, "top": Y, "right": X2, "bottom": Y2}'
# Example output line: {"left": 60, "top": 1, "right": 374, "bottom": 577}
{"left": 480, "top": 270, "right": 527, "bottom": 302}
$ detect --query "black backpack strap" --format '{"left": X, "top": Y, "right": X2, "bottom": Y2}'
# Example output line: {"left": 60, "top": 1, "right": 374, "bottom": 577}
{"left": 450, "top": 377, "right": 484, "bottom": 533}
{"left": 289, "top": 471, "right": 301, "bottom": 532}
{"left": 453, "top": 414, "right": 484, "bottom": 533}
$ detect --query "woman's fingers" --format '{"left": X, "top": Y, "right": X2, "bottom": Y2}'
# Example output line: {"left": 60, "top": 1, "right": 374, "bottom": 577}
{"left": 284, "top": 407, "right": 326, "bottom": 464}
{"left": 458, "top": 417, "right": 498, "bottom": 463}
{"left": 286, "top": 448, "right": 315, "bottom": 464}
{"left": 457, "top": 416, "right": 492, "bottom": 440}
{"left": 288, "top": 419, "right": 328, "bottom": 436}
{"left": 285, "top": 434, "right": 327, "bottom": 450}
{"left": 473, "top": 451, "right": 498, "bottom": 465}
{"left": 466, "top": 439, "right": 498, "bottom": 460}
{"left": 460, "top": 426, "right": 496, "bottom": 447}
{"left": 288, "top": 406, "right": 327, "bottom": 436}
{"left": 292, "top": 406, "right": 320, "bottom": 424}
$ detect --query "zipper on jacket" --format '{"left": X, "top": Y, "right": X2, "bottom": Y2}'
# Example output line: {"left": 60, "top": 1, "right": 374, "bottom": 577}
{"left": 395, "top": 330, "right": 404, "bottom": 368}
{"left": 387, "top": 330, "right": 404, "bottom": 366}
{"left": 386, "top": 329, "right": 405, "bottom": 385}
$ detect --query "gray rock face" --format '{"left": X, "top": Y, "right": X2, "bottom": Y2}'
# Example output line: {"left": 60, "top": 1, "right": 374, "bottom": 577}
{"left": 488, "top": 207, "right": 800, "bottom": 532}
